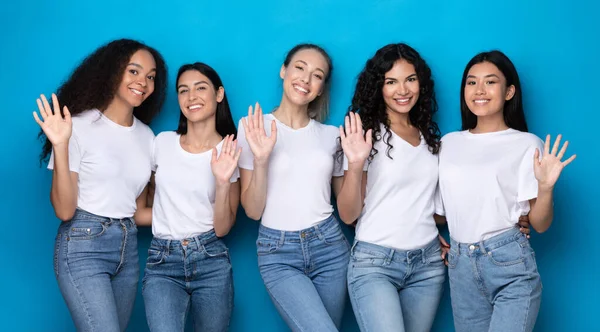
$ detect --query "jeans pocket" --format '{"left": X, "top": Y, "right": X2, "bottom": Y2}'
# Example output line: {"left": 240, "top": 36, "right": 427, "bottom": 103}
{"left": 203, "top": 241, "right": 229, "bottom": 258}
{"left": 351, "top": 248, "right": 387, "bottom": 267}
{"left": 322, "top": 224, "right": 347, "bottom": 246}
{"left": 68, "top": 220, "right": 107, "bottom": 240}
{"left": 256, "top": 237, "right": 280, "bottom": 256}
{"left": 487, "top": 241, "right": 524, "bottom": 267}
{"left": 146, "top": 248, "right": 165, "bottom": 267}
{"left": 426, "top": 247, "right": 444, "bottom": 265}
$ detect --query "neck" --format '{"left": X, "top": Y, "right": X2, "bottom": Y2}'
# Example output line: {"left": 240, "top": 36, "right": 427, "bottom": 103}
{"left": 182, "top": 117, "right": 221, "bottom": 148}
{"left": 472, "top": 111, "right": 508, "bottom": 133}
{"left": 387, "top": 110, "right": 411, "bottom": 129}
{"left": 273, "top": 96, "right": 311, "bottom": 128}
{"left": 104, "top": 98, "right": 135, "bottom": 127}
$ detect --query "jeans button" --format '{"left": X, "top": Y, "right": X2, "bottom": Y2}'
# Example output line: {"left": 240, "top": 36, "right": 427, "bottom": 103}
{"left": 469, "top": 245, "right": 475, "bottom": 250}
{"left": 182, "top": 240, "right": 189, "bottom": 246}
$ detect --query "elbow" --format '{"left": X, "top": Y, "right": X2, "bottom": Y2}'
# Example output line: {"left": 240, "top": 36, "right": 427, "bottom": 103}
{"left": 338, "top": 211, "right": 357, "bottom": 226}
{"left": 55, "top": 208, "right": 75, "bottom": 222}
{"left": 244, "top": 210, "right": 262, "bottom": 221}
{"left": 532, "top": 223, "right": 550, "bottom": 234}
{"left": 214, "top": 228, "right": 230, "bottom": 238}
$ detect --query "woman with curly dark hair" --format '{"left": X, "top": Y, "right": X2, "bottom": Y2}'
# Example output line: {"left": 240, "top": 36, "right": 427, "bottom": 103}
{"left": 438, "top": 50, "right": 575, "bottom": 332}
{"left": 337, "top": 43, "right": 446, "bottom": 332}
{"left": 32, "top": 38, "right": 167, "bottom": 332}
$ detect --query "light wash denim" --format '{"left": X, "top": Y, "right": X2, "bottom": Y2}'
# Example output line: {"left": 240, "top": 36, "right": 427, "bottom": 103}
{"left": 257, "top": 214, "right": 350, "bottom": 332}
{"left": 448, "top": 227, "right": 542, "bottom": 332}
{"left": 347, "top": 237, "right": 446, "bottom": 332}
{"left": 142, "top": 230, "right": 233, "bottom": 332}
{"left": 54, "top": 209, "right": 139, "bottom": 332}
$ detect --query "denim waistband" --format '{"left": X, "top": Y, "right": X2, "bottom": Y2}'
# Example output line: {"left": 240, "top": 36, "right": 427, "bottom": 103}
{"left": 258, "top": 214, "right": 339, "bottom": 243}
{"left": 151, "top": 229, "right": 220, "bottom": 252}
{"left": 450, "top": 226, "right": 525, "bottom": 255}
{"left": 352, "top": 235, "right": 440, "bottom": 263}
{"left": 69, "top": 208, "right": 135, "bottom": 228}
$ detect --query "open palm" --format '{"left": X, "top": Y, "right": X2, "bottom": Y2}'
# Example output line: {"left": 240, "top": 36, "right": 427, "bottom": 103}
{"left": 534, "top": 134, "right": 576, "bottom": 190}
{"left": 211, "top": 135, "right": 241, "bottom": 185}
{"left": 242, "top": 102, "right": 277, "bottom": 164}
{"left": 33, "top": 94, "right": 72, "bottom": 146}
{"left": 340, "top": 112, "right": 372, "bottom": 165}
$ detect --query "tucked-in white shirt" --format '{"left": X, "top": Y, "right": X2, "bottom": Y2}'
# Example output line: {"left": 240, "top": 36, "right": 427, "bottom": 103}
{"left": 438, "top": 129, "right": 544, "bottom": 243}
{"left": 237, "top": 114, "right": 343, "bottom": 231}
{"left": 48, "top": 109, "right": 154, "bottom": 218}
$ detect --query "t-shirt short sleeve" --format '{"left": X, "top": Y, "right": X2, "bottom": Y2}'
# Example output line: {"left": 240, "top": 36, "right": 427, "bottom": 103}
{"left": 517, "top": 138, "right": 545, "bottom": 202}
{"left": 47, "top": 129, "right": 82, "bottom": 173}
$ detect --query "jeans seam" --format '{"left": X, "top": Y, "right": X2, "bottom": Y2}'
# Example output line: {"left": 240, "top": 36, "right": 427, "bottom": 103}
{"left": 116, "top": 221, "right": 127, "bottom": 274}
{"left": 266, "top": 286, "right": 307, "bottom": 332}
{"left": 349, "top": 281, "right": 371, "bottom": 332}
{"left": 65, "top": 241, "right": 95, "bottom": 331}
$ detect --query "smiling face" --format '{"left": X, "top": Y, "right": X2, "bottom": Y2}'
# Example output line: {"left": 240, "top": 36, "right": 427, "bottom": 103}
{"left": 114, "top": 49, "right": 156, "bottom": 108}
{"left": 177, "top": 69, "right": 224, "bottom": 124}
{"left": 382, "top": 59, "right": 420, "bottom": 117}
{"left": 464, "top": 61, "right": 515, "bottom": 119}
{"left": 280, "top": 48, "right": 329, "bottom": 107}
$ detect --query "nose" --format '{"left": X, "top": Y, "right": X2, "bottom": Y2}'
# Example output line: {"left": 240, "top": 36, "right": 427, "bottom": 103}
{"left": 398, "top": 82, "right": 409, "bottom": 96}
{"left": 475, "top": 82, "right": 485, "bottom": 95}
{"left": 136, "top": 78, "right": 147, "bottom": 88}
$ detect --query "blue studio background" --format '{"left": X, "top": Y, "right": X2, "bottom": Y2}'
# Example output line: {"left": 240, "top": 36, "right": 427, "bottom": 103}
{"left": 1, "top": 0, "right": 598, "bottom": 331}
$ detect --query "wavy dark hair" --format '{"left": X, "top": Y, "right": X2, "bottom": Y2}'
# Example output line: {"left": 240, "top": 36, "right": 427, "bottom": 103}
{"left": 460, "top": 50, "right": 528, "bottom": 132}
{"left": 282, "top": 44, "right": 333, "bottom": 123}
{"left": 349, "top": 43, "right": 441, "bottom": 161}
{"left": 175, "top": 62, "right": 237, "bottom": 138}
{"left": 38, "top": 38, "right": 168, "bottom": 162}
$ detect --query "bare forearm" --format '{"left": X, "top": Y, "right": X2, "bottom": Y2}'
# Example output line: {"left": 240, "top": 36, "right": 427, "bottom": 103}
{"left": 241, "top": 163, "right": 269, "bottom": 220}
{"left": 337, "top": 167, "right": 364, "bottom": 225}
{"left": 529, "top": 188, "right": 554, "bottom": 233}
{"left": 213, "top": 182, "right": 236, "bottom": 236}
{"left": 133, "top": 207, "right": 152, "bottom": 226}
{"left": 50, "top": 144, "right": 77, "bottom": 221}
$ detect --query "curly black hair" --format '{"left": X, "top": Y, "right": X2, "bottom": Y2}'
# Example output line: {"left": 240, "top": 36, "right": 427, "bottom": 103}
{"left": 38, "top": 38, "right": 168, "bottom": 163}
{"left": 349, "top": 43, "right": 441, "bottom": 161}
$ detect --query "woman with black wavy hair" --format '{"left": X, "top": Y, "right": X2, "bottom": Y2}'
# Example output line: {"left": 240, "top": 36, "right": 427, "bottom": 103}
{"left": 438, "top": 50, "right": 575, "bottom": 332}
{"left": 337, "top": 43, "right": 446, "bottom": 332}
{"left": 134, "top": 62, "right": 240, "bottom": 332}
{"left": 33, "top": 39, "right": 167, "bottom": 331}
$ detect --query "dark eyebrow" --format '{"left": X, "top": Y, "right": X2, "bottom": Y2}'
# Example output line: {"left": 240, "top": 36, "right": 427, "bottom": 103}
{"left": 467, "top": 74, "right": 500, "bottom": 79}
{"left": 295, "top": 60, "right": 326, "bottom": 75}
{"left": 177, "top": 81, "right": 209, "bottom": 90}
{"left": 128, "top": 62, "right": 156, "bottom": 73}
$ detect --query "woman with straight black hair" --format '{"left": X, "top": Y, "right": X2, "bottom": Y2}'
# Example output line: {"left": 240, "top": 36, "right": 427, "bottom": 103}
{"left": 438, "top": 50, "right": 576, "bottom": 332}
{"left": 134, "top": 62, "right": 240, "bottom": 332}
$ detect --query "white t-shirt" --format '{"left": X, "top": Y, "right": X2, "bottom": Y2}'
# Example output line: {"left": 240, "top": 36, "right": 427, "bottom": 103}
{"left": 151, "top": 132, "right": 239, "bottom": 240}
{"left": 438, "top": 129, "right": 544, "bottom": 243}
{"left": 344, "top": 125, "right": 440, "bottom": 250}
{"left": 237, "top": 114, "right": 343, "bottom": 231}
{"left": 48, "top": 109, "right": 154, "bottom": 218}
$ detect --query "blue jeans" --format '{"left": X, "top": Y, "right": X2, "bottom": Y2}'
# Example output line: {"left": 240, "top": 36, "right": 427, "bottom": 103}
{"left": 448, "top": 227, "right": 542, "bottom": 332}
{"left": 257, "top": 215, "right": 350, "bottom": 332}
{"left": 54, "top": 209, "right": 139, "bottom": 332}
{"left": 142, "top": 230, "right": 233, "bottom": 332}
{"left": 347, "top": 237, "right": 446, "bottom": 332}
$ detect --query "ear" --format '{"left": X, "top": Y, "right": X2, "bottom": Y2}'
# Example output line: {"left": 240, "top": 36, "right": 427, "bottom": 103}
{"left": 505, "top": 84, "right": 516, "bottom": 101}
{"left": 216, "top": 86, "right": 225, "bottom": 103}
{"left": 280, "top": 64, "right": 286, "bottom": 80}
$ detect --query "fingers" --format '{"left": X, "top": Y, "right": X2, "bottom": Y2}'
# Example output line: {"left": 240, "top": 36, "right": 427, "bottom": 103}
{"left": 544, "top": 134, "right": 550, "bottom": 155}
{"left": 270, "top": 120, "right": 277, "bottom": 142}
{"left": 51, "top": 93, "right": 61, "bottom": 118}
{"left": 247, "top": 105, "right": 254, "bottom": 129}
{"left": 562, "top": 154, "right": 577, "bottom": 167}
{"left": 223, "top": 135, "right": 231, "bottom": 155}
{"left": 350, "top": 112, "right": 357, "bottom": 134}
{"left": 355, "top": 112, "right": 363, "bottom": 132}
{"left": 32, "top": 111, "right": 43, "bottom": 126}
{"left": 533, "top": 148, "right": 540, "bottom": 171}
{"left": 557, "top": 140, "right": 569, "bottom": 160}
{"left": 36, "top": 97, "right": 48, "bottom": 120}
{"left": 231, "top": 139, "right": 238, "bottom": 156}
{"left": 257, "top": 103, "right": 264, "bottom": 131}
{"left": 551, "top": 134, "right": 562, "bottom": 156}
{"left": 344, "top": 115, "right": 350, "bottom": 135}
{"left": 339, "top": 125, "right": 346, "bottom": 141}
{"left": 211, "top": 147, "right": 218, "bottom": 164}
{"left": 63, "top": 106, "right": 71, "bottom": 123}
{"left": 234, "top": 147, "right": 242, "bottom": 163}
{"left": 253, "top": 102, "right": 260, "bottom": 130}
{"left": 365, "top": 129, "right": 373, "bottom": 146}
{"left": 41, "top": 94, "right": 52, "bottom": 116}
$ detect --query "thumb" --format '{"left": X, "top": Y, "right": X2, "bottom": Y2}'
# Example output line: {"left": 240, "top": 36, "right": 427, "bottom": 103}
{"left": 365, "top": 129, "right": 373, "bottom": 146}
{"left": 211, "top": 147, "right": 218, "bottom": 164}
{"left": 270, "top": 120, "right": 277, "bottom": 141}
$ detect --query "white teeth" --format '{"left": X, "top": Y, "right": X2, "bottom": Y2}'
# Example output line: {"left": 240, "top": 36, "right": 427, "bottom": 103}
{"left": 293, "top": 85, "right": 309, "bottom": 93}
{"left": 188, "top": 104, "right": 202, "bottom": 110}
{"left": 130, "top": 88, "right": 143, "bottom": 95}
{"left": 474, "top": 100, "right": 489, "bottom": 104}
{"left": 395, "top": 98, "right": 410, "bottom": 103}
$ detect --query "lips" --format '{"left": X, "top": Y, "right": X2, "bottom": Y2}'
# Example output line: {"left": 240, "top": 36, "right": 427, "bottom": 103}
{"left": 187, "top": 104, "right": 204, "bottom": 111}
{"left": 292, "top": 83, "right": 310, "bottom": 95}
{"left": 394, "top": 97, "right": 412, "bottom": 105}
